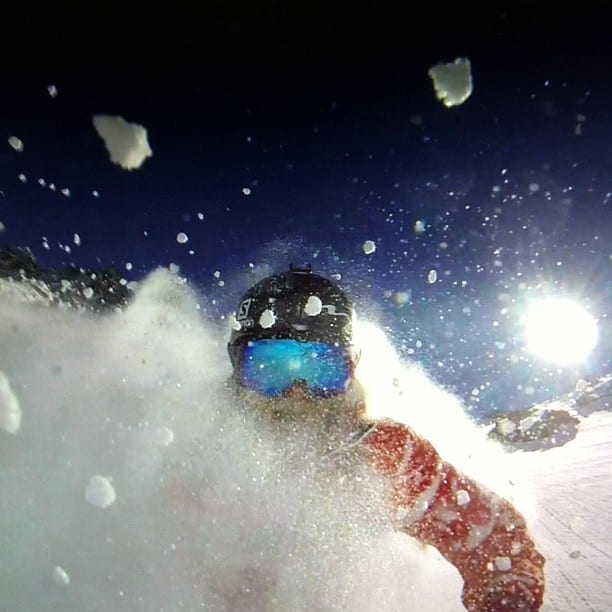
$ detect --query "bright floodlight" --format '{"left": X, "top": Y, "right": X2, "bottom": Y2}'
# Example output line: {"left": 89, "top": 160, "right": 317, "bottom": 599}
{"left": 524, "top": 298, "right": 599, "bottom": 365}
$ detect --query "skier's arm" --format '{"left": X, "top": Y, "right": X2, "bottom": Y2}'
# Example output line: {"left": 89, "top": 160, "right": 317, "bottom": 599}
{"left": 366, "top": 421, "right": 545, "bottom": 611}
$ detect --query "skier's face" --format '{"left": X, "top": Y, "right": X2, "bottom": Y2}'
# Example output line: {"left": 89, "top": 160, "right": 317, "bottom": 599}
{"left": 239, "top": 377, "right": 366, "bottom": 432}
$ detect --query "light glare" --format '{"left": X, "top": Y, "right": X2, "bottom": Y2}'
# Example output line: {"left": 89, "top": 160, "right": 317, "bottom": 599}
{"left": 524, "top": 298, "right": 598, "bottom": 365}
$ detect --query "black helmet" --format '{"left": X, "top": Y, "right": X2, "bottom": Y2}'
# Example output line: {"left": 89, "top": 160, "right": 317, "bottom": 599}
{"left": 227, "top": 265, "right": 356, "bottom": 371}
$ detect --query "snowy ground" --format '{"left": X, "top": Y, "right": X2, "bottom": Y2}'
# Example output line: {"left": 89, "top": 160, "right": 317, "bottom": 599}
{"left": 0, "top": 269, "right": 610, "bottom": 611}
{"left": 522, "top": 412, "right": 612, "bottom": 611}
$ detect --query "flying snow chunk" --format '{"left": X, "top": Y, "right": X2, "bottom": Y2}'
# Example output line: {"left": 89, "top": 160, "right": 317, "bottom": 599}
{"left": 0, "top": 370, "right": 21, "bottom": 434}
{"left": 48, "top": 84, "right": 58, "bottom": 98}
{"left": 456, "top": 489, "right": 470, "bottom": 506}
{"left": 0, "top": 220, "right": 5, "bottom": 232}
{"left": 18, "top": 173, "right": 27, "bottom": 183}
{"left": 73, "top": 233, "right": 81, "bottom": 246}
{"left": 427, "top": 270, "right": 438, "bottom": 284}
{"left": 414, "top": 220, "right": 426, "bottom": 234}
{"left": 154, "top": 427, "right": 174, "bottom": 447}
{"left": 428, "top": 58, "right": 473, "bottom": 107}
{"left": 85, "top": 475, "right": 116, "bottom": 509}
{"left": 229, "top": 313, "right": 242, "bottom": 331}
{"left": 304, "top": 295, "right": 323, "bottom": 316}
{"left": 92, "top": 115, "right": 153, "bottom": 170}
{"left": 363, "top": 240, "right": 376, "bottom": 255}
{"left": 176, "top": 232, "right": 189, "bottom": 244}
{"left": 8, "top": 136, "right": 24, "bottom": 152}
{"left": 394, "top": 290, "right": 411, "bottom": 306}
{"left": 53, "top": 566, "right": 70, "bottom": 585}
{"left": 242, "top": 187, "right": 251, "bottom": 195}
{"left": 259, "top": 309, "right": 277, "bottom": 329}
{"left": 495, "top": 556, "right": 512, "bottom": 571}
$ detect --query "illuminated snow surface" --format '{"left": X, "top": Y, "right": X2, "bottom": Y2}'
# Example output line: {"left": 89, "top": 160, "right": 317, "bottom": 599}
{"left": 0, "top": 270, "right": 610, "bottom": 611}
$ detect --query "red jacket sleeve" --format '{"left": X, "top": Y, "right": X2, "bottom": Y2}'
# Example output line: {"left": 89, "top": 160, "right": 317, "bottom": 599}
{"left": 365, "top": 420, "right": 545, "bottom": 611}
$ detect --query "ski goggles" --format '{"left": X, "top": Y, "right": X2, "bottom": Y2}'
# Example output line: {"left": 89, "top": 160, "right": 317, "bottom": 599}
{"left": 240, "top": 339, "right": 353, "bottom": 398}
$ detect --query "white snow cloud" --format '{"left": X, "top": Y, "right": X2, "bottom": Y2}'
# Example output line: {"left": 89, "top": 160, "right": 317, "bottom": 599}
{"left": 92, "top": 115, "right": 153, "bottom": 170}
{"left": 2, "top": 269, "right": 607, "bottom": 610}
{"left": 0, "top": 270, "right": 470, "bottom": 611}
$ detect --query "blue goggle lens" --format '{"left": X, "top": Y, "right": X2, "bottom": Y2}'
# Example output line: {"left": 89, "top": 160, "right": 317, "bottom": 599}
{"left": 241, "top": 339, "right": 352, "bottom": 397}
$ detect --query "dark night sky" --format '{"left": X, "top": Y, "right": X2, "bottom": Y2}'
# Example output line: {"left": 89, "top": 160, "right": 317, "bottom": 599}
{"left": 1, "top": 2, "right": 610, "bottom": 417}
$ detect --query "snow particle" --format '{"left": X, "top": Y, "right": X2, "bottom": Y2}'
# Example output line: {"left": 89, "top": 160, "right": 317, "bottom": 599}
{"left": 242, "top": 187, "right": 251, "bottom": 195}
{"left": 229, "top": 313, "right": 242, "bottom": 331}
{"left": 92, "top": 190, "right": 100, "bottom": 198}
{"left": 414, "top": 220, "right": 426, "bottom": 234}
{"left": 85, "top": 475, "right": 117, "bottom": 509}
{"left": 394, "top": 291, "right": 411, "bottom": 306}
{"left": 8, "top": 136, "right": 24, "bottom": 152}
{"left": 48, "top": 84, "right": 58, "bottom": 98}
{"left": 73, "top": 233, "right": 81, "bottom": 246}
{"left": 155, "top": 427, "right": 174, "bottom": 447}
{"left": 61, "top": 188, "right": 71, "bottom": 197}
{"left": 176, "top": 232, "right": 189, "bottom": 244}
{"left": 18, "top": 173, "right": 27, "bottom": 183}
{"left": 53, "top": 565, "right": 70, "bottom": 585}
{"left": 259, "top": 309, "right": 277, "bottom": 329}
{"left": 304, "top": 295, "right": 323, "bottom": 316}
{"left": 494, "top": 556, "right": 512, "bottom": 571}
{"left": 82, "top": 287, "right": 94, "bottom": 299}
{"left": 456, "top": 490, "right": 471, "bottom": 506}
{"left": 427, "top": 270, "right": 438, "bottom": 284}
{"left": 0, "top": 220, "right": 5, "bottom": 232}
{"left": 363, "top": 240, "right": 376, "bottom": 255}
{"left": 125, "top": 262, "right": 133, "bottom": 271}
{"left": 0, "top": 370, "right": 21, "bottom": 434}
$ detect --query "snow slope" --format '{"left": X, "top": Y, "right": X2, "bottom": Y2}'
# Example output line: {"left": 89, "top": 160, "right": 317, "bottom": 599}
{"left": 525, "top": 411, "right": 612, "bottom": 611}
{"left": 0, "top": 269, "right": 610, "bottom": 611}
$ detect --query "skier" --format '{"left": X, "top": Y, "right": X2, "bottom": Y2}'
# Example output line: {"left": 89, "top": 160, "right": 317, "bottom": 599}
{"left": 227, "top": 265, "right": 545, "bottom": 611}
